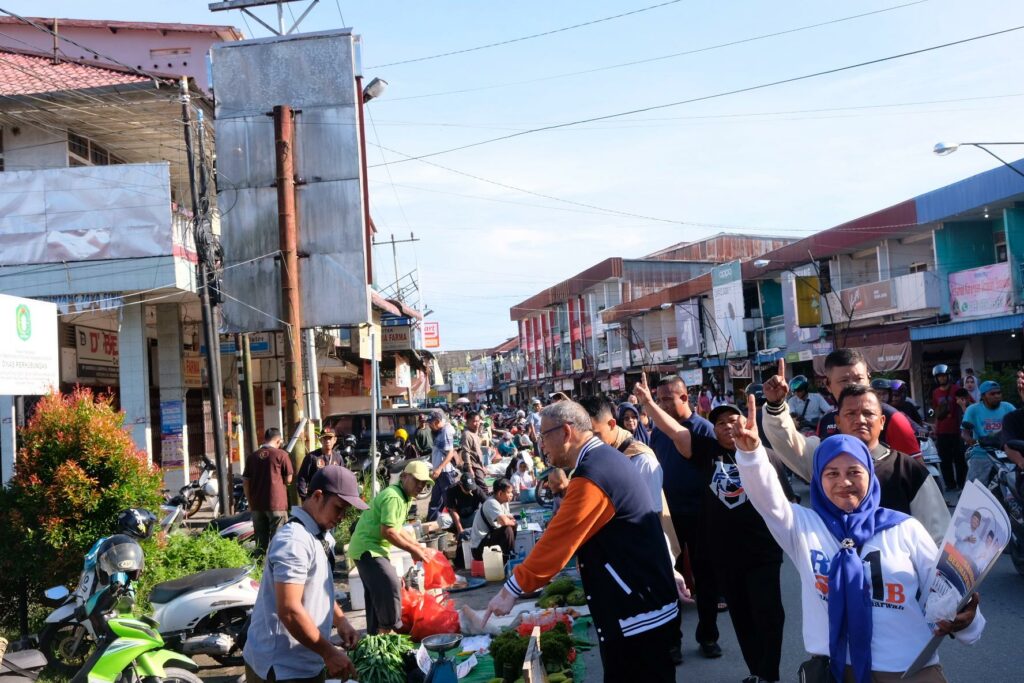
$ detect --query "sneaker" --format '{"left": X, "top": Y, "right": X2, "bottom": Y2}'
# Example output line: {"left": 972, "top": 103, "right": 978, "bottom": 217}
{"left": 699, "top": 642, "right": 723, "bottom": 658}
{"left": 669, "top": 645, "right": 683, "bottom": 665}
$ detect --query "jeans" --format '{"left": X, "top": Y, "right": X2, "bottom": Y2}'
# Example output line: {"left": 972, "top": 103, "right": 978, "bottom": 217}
{"left": 966, "top": 453, "right": 995, "bottom": 488}
{"left": 426, "top": 470, "right": 456, "bottom": 522}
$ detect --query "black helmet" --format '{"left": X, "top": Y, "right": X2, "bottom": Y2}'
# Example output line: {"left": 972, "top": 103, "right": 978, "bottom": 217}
{"left": 96, "top": 534, "right": 145, "bottom": 583}
{"left": 870, "top": 378, "right": 893, "bottom": 391}
{"left": 746, "top": 383, "right": 764, "bottom": 399}
{"left": 932, "top": 364, "right": 950, "bottom": 377}
{"left": 117, "top": 508, "right": 157, "bottom": 540}
{"left": 790, "top": 375, "right": 809, "bottom": 392}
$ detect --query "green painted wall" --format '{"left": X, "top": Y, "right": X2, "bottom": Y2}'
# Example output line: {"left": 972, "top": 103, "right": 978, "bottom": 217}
{"left": 934, "top": 220, "right": 997, "bottom": 276}
{"left": 1004, "top": 207, "right": 1024, "bottom": 300}
{"left": 759, "top": 279, "right": 784, "bottom": 320}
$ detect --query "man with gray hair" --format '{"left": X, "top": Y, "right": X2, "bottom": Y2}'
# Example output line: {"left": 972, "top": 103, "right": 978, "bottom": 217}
{"left": 485, "top": 401, "right": 681, "bottom": 682}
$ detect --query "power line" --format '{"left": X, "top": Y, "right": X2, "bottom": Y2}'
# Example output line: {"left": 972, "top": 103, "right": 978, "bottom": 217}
{"left": 370, "top": 24, "right": 1024, "bottom": 166}
{"left": 383, "top": 0, "right": 929, "bottom": 101}
{"left": 366, "top": 0, "right": 685, "bottom": 69}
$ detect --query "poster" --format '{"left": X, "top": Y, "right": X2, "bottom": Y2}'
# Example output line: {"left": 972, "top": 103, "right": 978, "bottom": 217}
{"left": 675, "top": 300, "right": 701, "bottom": 356}
{"left": 949, "top": 262, "right": 1013, "bottom": 320}
{"left": 160, "top": 400, "right": 186, "bottom": 468}
{"left": 712, "top": 260, "right": 747, "bottom": 356}
{"left": 0, "top": 294, "right": 59, "bottom": 395}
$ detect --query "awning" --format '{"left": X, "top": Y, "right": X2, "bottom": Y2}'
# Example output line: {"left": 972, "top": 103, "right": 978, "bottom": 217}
{"left": 910, "top": 313, "right": 1024, "bottom": 341}
{"left": 813, "top": 341, "right": 911, "bottom": 375}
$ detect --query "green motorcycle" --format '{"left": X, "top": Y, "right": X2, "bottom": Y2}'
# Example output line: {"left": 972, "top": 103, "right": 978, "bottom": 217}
{"left": 70, "top": 613, "right": 200, "bottom": 683}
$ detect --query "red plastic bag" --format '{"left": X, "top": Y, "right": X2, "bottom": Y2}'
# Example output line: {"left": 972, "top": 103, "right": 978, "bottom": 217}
{"left": 422, "top": 548, "right": 457, "bottom": 589}
{"left": 409, "top": 593, "right": 460, "bottom": 641}
{"left": 399, "top": 587, "right": 423, "bottom": 634}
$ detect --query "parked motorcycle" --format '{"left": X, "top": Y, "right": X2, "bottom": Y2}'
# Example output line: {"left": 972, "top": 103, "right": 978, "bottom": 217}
{"left": 0, "top": 638, "right": 47, "bottom": 683}
{"left": 167, "top": 458, "right": 221, "bottom": 518}
{"left": 208, "top": 511, "right": 255, "bottom": 550}
{"left": 918, "top": 436, "right": 944, "bottom": 494}
{"left": 985, "top": 446, "right": 1024, "bottom": 576}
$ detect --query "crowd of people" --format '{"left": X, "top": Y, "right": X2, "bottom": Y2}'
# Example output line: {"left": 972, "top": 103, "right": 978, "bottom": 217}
{"left": 237, "top": 348, "right": 1024, "bottom": 683}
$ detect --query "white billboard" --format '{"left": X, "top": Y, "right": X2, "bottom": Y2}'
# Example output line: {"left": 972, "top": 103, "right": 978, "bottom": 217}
{"left": 0, "top": 294, "right": 59, "bottom": 395}
{"left": 711, "top": 260, "right": 747, "bottom": 356}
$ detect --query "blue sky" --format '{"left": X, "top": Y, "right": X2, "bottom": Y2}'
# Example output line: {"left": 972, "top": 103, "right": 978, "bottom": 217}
{"left": 19, "top": 0, "right": 1024, "bottom": 349}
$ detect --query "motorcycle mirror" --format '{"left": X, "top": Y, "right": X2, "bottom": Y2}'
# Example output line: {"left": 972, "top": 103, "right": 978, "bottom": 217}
{"left": 926, "top": 408, "right": 935, "bottom": 418}
{"left": 44, "top": 585, "right": 70, "bottom": 601}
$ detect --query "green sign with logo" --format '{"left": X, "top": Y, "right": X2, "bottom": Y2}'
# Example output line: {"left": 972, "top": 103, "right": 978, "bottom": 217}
{"left": 15, "top": 303, "right": 30, "bottom": 341}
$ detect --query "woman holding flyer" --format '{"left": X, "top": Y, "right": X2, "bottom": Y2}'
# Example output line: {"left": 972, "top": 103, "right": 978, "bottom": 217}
{"left": 731, "top": 393, "right": 984, "bottom": 683}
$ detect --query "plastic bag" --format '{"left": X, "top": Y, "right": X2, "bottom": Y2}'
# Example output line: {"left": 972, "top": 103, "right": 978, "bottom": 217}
{"left": 421, "top": 548, "right": 457, "bottom": 589}
{"left": 399, "top": 587, "right": 423, "bottom": 634}
{"left": 409, "top": 593, "right": 460, "bottom": 641}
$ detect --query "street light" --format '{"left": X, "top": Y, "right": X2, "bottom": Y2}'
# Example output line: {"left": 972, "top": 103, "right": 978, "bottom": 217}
{"left": 933, "top": 141, "right": 1024, "bottom": 180}
{"left": 362, "top": 77, "right": 388, "bottom": 103}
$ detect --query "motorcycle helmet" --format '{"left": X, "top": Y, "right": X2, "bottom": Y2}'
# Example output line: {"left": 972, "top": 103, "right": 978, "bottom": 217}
{"left": 343, "top": 434, "right": 357, "bottom": 447}
{"left": 516, "top": 410, "right": 525, "bottom": 419}
{"left": 117, "top": 508, "right": 157, "bottom": 540}
{"left": 201, "top": 477, "right": 219, "bottom": 497}
{"left": 395, "top": 428, "right": 409, "bottom": 442}
{"left": 96, "top": 534, "right": 145, "bottom": 583}
{"left": 789, "top": 375, "right": 809, "bottom": 392}
{"left": 890, "top": 379, "right": 906, "bottom": 394}
{"left": 870, "top": 378, "right": 893, "bottom": 391}
{"left": 932, "top": 364, "right": 950, "bottom": 377}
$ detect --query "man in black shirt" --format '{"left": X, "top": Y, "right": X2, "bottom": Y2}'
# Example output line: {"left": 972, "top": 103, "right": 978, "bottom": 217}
{"left": 445, "top": 477, "right": 486, "bottom": 569}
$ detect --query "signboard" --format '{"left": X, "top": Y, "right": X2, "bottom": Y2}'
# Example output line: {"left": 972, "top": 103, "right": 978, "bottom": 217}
{"left": 76, "top": 324, "right": 119, "bottom": 380}
{"left": 610, "top": 373, "right": 625, "bottom": 391}
{"left": 248, "top": 332, "right": 277, "bottom": 358}
{"left": 674, "top": 300, "right": 701, "bottom": 356}
{"left": 422, "top": 321, "right": 440, "bottom": 349}
{"left": 679, "top": 368, "right": 703, "bottom": 388}
{"left": 183, "top": 355, "right": 204, "bottom": 388}
{"left": 711, "top": 260, "right": 747, "bottom": 355}
{"left": 949, "top": 262, "right": 1013, "bottom": 320}
{"left": 160, "top": 400, "right": 186, "bottom": 468}
{"left": 0, "top": 294, "right": 59, "bottom": 395}
{"left": 840, "top": 280, "right": 894, "bottom": 317}
{"left": 382, "top": 325, "right": 414, "bottom": 351}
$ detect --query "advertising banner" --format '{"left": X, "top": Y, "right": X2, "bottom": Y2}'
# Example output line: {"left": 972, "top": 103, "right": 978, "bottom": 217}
{"left": 840, "top": 280, "right": 894, "bottom": 316}
{"left": 381, "top": 325, "right": 414, "bottom": 351}
{"left": 0, "top": 294, "right": 59, "bottom": 395}
{"left": 675, "top": 300, "right": 701, "bottom": 356}
{"left": 679, "top": 368, "right": 703, "bottom": 388}
{"left": 712, "top": 260, "right": 747, "bottom": 355}
{"left": 422, "top": 321, "right": 440, "bottom": 349}
{"left": 949, "top": 262, "right": 1013, "bottom": 320}
{"left": 75, "top": 324, "right": 119, "bottom": 381}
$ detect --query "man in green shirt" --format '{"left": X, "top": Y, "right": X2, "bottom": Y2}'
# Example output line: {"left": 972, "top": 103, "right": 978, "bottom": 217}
{"left": 348, "top": 460, "right": 432, "bottom": 634}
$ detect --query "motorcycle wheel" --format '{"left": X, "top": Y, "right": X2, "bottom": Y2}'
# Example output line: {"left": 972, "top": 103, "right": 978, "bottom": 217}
{"left": 183, "top": 491, "right": 204, "bottom": 518}
{"left": 162, "top": 667, "right": 203, "bottom": 683}
{"left": 208, "top": 608, "right": 251, "bottom": 666}
{"left": 38, "top": 622, "right": 95, "bottom": 676}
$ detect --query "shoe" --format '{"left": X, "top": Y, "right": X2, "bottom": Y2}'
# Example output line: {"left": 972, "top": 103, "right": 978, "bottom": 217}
{"left": 699, "top": 642, "right": 723, "bottom": 658}
{"left": 669, "top": 645, "right": 683, "bottom": 665}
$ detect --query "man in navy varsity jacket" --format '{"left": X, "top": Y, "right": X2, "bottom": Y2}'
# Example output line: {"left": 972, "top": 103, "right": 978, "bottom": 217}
{"left": 484, "top": 400, "right": 680, "bottom": 682}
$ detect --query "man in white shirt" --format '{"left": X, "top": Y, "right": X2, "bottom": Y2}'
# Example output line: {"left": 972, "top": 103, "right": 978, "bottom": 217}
{"left": 470, "top": 478, "right": 517, "bottom": 564}
{"left": 786, "top": 375, "right": 831, "bottom": 432}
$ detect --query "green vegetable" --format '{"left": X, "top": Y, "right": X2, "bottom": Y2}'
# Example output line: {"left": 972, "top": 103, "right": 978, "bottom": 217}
{"left": 565, "top": 589, "right": 586, "bottom": 606}
{"left": 490, "top": 629, "right": 529, "bottom": 680}
{"left": 536, "top": 594, "right": 565, "bottom": 608}
{"left": 541, "top": 577, "right": 575, "bottom": 597}
{"left": 539, "top": 623, "right": 572, "bottom": 671}
{"left": 548, "top": 674, "right": 568, "bottom": 683}
{"left": 351, "top": 634, "right": 413, "bottom": 683}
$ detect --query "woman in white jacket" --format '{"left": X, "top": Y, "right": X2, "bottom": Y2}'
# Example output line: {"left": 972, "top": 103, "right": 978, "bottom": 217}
{"left": 731, "top": 394, "right": 983, "bottom": 683}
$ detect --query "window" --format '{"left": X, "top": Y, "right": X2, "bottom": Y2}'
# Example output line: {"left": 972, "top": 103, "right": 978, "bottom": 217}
{"left": 995, "top": 231, "right": 1008, "bottom": 263}
{"left": 67, "top": 131, "right": 122, "bottom": 167}
{"left": 909, "top": 262, "right": 928, "bottom": 274}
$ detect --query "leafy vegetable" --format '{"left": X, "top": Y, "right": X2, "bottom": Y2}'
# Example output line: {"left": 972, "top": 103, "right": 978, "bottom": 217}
{"left": 541, "top": 577, "right": 575, "bottom": 597}
{"left": 565, "top": 589, "right": 587, "bottom": 606}
{"left": 351, "top": 633, "right": 414, "bottom": 683}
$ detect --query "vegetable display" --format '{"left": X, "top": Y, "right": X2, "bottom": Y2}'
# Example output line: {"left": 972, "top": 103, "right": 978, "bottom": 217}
{"left": 351, "top": 634, "right": 414, "bottom": 683}
{"left": 536, "top": 576, "right": 578, "bottom": 608}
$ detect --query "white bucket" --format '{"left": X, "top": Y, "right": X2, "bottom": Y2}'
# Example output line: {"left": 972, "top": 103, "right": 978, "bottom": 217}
{"left": 348, "top": 569, "right": 365, "bottom": 611}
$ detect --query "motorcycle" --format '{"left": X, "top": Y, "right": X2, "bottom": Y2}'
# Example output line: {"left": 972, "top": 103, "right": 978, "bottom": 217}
{"left": 208, "top": 510, "right": 255, "bottom": 550}
{"left": 918, "top": 436, "right": 945, "bottom": 494}
{"left": 984, "top": 447, "right": 1024, "bottom": 576}
{"left": 167, "top": 458, "right": 221, "bottom": 519}
{"left": 0, "top": 638, "right": 47, "bottom": 683}
{"left": 41, "top": 549, "right": 257, "bottom": 672}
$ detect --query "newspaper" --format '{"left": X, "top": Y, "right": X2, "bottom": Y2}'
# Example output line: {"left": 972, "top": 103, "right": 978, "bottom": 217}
{"left": 903, "top": 480, "right": 1010, "bottom": 678}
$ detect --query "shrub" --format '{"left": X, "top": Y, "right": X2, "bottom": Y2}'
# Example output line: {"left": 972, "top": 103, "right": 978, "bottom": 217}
{"left": 0, "top": 388, "right": 164, "bottom": 629}
{"left": 135, "top": 530, "right": 261, "bottom": 613}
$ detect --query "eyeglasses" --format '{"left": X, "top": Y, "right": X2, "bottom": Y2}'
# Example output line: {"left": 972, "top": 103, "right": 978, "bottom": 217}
{"left": 540, "top": 423, "right": 566, "bottom": 440}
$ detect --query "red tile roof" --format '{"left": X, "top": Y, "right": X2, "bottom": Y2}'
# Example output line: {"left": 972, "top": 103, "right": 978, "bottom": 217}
{"left": 0, "top": 17, "right": 243, "bottom": 41}
{"left": 0, "top": 49, "right": 151, "bottom": 96}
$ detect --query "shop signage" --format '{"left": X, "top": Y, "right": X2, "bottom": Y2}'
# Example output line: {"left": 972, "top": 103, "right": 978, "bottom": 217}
{"left": 610, "top": 373, "right": 625, "bottom": 391}
{"left": 948, "top": 262, "right": 1013, "bottom": 320}
{"left": 381, "top": 325, "right": 414, "bottom": 351}
{"left": 422, "top": 322, "right": 440, "bottom": 349}
{"left": 0, "top": 294, "right": 59, "bottom": 395}
{"left": 840, "top": 280, "right": 894, "bottom": 316}
{"left": 75, "top": 324, "right": 119, "bottom": 380}
{"left": 711, "top": 260, "right": 747, "bottom": 355}
{"left": 183, "top": 355, "right": 204, "bottom": 388}
{"left": 679, "top": 368, "right": 703, "bottom": 388}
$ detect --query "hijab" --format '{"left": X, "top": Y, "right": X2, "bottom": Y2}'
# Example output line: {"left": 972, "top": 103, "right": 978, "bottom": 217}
{"left": 810, "top": 435, "right": 909, "bottom": 683}
{"left": 617, "top": 402, "right": 650, "bottom": 445}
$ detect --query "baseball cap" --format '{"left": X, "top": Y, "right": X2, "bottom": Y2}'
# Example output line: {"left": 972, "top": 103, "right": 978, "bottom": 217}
{"left": 708, "top": 404, "right": 743, "bottom": 425}
{"left": 403, "top": 460, "right": 433, "bottom": 483}
{"left": 459, "top": 476, "right": 477, "bottom": 491}
{"left": 979, "top": 380, "right": 1002, "bottom": 395}
{"left": 309, "top": 465, "right": 368, "bottom": 509}
{"left": 428, "top": 408, "right": 446, "bottom": 423}
{"left": 531, "top": 397, "right": 542, "bottom": 406}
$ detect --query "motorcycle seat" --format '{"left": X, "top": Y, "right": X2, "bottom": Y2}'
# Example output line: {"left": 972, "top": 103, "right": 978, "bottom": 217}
{"left": 149, "top": 567, "right": 250, "bottom": 605}
{"left": 207, "top": 511, "right": 252, "bottom": 532}
{"left": 0, "top": 648, "right": 47, "bottom": 674}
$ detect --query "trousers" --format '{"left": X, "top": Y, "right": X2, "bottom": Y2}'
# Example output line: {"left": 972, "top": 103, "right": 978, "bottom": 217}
{"left": 719, "top": 561, "right": 784, "bottom": 682}
{"left": 670, "top": 510, "right": 719, "bottom": 645}
{"left": 935, "top": 433, "right": 966, "bottom": 489}
{"left": 251, "top": 510, "right": 288, "bottom": 556}
{"left": 600, "top": 621, "right": 677, "bottom": 682}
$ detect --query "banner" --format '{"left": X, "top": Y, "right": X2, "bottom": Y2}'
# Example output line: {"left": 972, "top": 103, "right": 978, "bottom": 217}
{"left": 711, "top": 260, "right": 747, "bottom": 355}
{"left": 422, "top": 321, "right": 440, "bottom": 349}
{"left": 949, "top": 262, "right": 1013, "bottom": 320}
{"left": 675, "top": 300, "right": 701, "bottom": 356}
{"left": 0, "top": 294, "right": 59, "bottom": 395}
{"left": 727, "top": 359, "right": 752, "bottom": 379}
{"left": 840, "top": 280, "right": 894, "bottom": 316}
{"left": 679, "top": 368, "right": 703, "bottom": 388}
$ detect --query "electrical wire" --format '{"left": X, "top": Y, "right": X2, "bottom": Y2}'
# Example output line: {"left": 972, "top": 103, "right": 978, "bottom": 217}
{"left": 370, "top": 24, "right": 1024, "bottom": 166}
{"left": 383, "top": 0, "right": 929, "bottom": 101}
{"left": 366, "top": 0, "right": 686, "bottom": 69}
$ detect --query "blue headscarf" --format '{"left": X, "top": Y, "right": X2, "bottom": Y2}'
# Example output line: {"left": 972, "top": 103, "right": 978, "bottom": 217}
{"left": 617, "top": 402, "right": 650, "bottom": 445}
{"left": 810, "top": 435, "right": 909, "bottom": 683}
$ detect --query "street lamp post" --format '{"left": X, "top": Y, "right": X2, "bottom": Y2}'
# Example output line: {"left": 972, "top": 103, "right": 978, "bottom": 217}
{"left": 933, "top": 142, "right": 1024, "bottom": 180}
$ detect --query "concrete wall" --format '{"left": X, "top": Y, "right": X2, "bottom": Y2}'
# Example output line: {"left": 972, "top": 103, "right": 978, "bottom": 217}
{"left": 4, "top": 123, "right": 67, "bottom": 170}
{"left": 885, "top": 236, "right": 934, "bottom": 279}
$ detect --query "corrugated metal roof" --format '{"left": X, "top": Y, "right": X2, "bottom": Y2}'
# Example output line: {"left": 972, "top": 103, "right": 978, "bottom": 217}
{"left": 910, "top": 313, "right": 1024, "bottom": 341}
{"left": 915, "top": 161, "right": 1024, "bottom": 224}
{"left": 510, "top": 257, "right": 622, "bottom": 321}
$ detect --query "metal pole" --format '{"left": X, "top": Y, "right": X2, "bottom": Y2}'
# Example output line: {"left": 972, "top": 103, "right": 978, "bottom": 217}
{"left": 356, "top": 76, "right": 373, "bottom": 285}
{"left": 390, "top": 234, "right": 400, "bottom": 300}
{"left": 181, "top": 78, "right": 231, "bottom": 515}
{"left": 240, "top": 334, "right": 259, "bottom": 455}
{"left": 370, "top": 327, "right": 380, "bottom": 496}
{"left": 274, "top": 105, "right": 306, "bottom": 492}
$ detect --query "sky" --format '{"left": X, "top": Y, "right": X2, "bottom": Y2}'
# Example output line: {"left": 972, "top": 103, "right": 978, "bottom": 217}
{"left": 15, "top": 0, "right": 1024, "bottom": 350}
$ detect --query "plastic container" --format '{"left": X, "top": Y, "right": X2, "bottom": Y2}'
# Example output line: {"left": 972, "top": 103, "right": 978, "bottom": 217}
{"left": 471, "top": 559, "right": 485, "bottom": 578}
{"left": 461, "top": 539, "right": 474, "bottom": 566}
{"left": 483, "top": 545, "right": 505, "bottom": 581}
{"left": 348, "top": 569, "right": 365, "bottom": 610}
{"left": 389, "top": 549, "right": 412, "bottom": 577}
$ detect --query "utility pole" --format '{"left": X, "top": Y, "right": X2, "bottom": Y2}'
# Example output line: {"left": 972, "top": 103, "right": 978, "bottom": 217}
{"left": 273, "top": 105, "right": 305, "bottom": 485}
{"left": 180, "top": 78, "right": 231, "bottom": 515}
{"left": 236, "top": 332, "right": 258, "bottom": 458}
